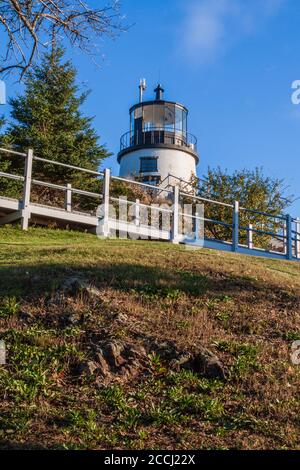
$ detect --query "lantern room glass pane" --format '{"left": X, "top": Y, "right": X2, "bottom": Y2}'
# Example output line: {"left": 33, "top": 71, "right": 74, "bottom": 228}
{"left": 152, "top": 104, "right": 165, "bottom": 129}
{"left": 164, "top": 104, "right": 175, "bottom": 131}
{"left": 175, "top": 106, "right": 182, "bottom": 132}
{"left": 182, "top": 111, "right": 187, "bottom": 134}
{"left": 143, "top": 105, "right": 153, "bottom": 130}
{"left": 131, "top": 102, "right": 188, "bottom": 135}
{"left": 134, "top": 107, "right": 143, "bottom": 119}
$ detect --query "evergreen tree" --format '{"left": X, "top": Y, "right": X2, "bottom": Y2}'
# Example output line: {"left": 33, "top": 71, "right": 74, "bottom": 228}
{"left": 5, "top": 47, "right": 110, "bottom": 187}
{"left": 0, "top": 117, "right": 24, "bottom": 198}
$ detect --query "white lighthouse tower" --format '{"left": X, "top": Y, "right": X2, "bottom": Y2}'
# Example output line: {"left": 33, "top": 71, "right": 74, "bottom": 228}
{"left": 118, "top": 81, "right": 199, "bottom": 188}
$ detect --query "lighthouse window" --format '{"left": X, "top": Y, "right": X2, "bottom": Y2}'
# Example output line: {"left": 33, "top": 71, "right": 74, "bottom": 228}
{"left": 140, "top": 157, "right": 158, "bottom": 173}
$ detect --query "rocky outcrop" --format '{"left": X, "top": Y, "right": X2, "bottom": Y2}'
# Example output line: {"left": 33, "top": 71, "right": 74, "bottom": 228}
{"left": 77, "top": 340, "right": 148, "bottom": 383}
{"left": 169, "top": 350, "right": 226, "bottom": 380}
{"left": 77, "top": 338, "right": 225, "bottom": 383}
{"left": 58, "top": 277, "right": 226, "bottom": 383}
{"left": 152, "top": 340, "right": 226, "bottom": 380}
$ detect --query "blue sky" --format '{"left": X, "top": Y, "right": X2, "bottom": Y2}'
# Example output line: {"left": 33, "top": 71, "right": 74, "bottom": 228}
{"left": 2, "top": 0, "right": 300, "bottom": 216}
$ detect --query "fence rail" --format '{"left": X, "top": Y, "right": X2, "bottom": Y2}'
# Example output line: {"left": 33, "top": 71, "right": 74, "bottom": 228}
{"left": 0, "top": 147, "right": 299, "bottom": 262}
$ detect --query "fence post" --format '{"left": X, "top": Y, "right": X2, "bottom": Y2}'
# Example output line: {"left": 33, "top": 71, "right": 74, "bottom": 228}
{"left": 232, "top": 201, "right": 239, "bottom": 252}
{"left": 247, "top": 224, "right": 253, "bottom": 250}
{"left": 118, "top": 196, "right": 128, "bottom": 239}
{"left": 21, "top": 148, "right": 33, "bottom": 231}
{"left": 296, "top": 218, "right": 300, "bottom": 259}
{"left": 65, "top": 183, "right": 72, "bottom": 212}
{"left": 96, "top": 168, "right": 110, "bottom": 238}
{"left": 283, "top": 226, "right": 287, "bottom": 254}
{"left": 286, "top": 214, "right": 293, "bottom": 260}
{"left": 135, "top": 199, "right": 140, "bottom": 227}
{"left": 171, "top": 185, "right": 179, "bottom": 244}
{"left": 99, "top": 168, "right": 111, "bottom": 238}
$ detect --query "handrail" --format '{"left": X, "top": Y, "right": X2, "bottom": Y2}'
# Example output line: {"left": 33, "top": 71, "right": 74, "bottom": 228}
{"left": 240, "top": 224, "right": 286, "bottom": 240}
{"left": 32, "top": 179, "right": 102, "bottom": 199}
{"left": 110, "top": 196, "right": 173, "bottom": 213}
{"left": 0, "top": 147, "right": 27, "bottom": 157}
{"left": 112, "top": 174, "right": 173, "bottom": 194}
{"left": 240, "top": 206, "right": 287, "bottom": 221}
{"left": 119, "top": 128, "right": 198, "bottom": 153}
{"left": 0, "top": 171, "right": 24, "bottom": 181}
{"left": 179, "top": 211, "right": 233, "bottom": 229}
{"left": 32, "top": 179, "right": 67, "bottom": 192}
{"left": 33, "top": 156, "right": 104, "bottom": 177}
{"left": 181, "top": 191, "right": 234, "bottom": 208}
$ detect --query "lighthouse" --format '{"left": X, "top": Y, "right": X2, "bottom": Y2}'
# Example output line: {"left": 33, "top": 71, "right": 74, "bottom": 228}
{"left": 118, "top": 81, "right": 199, "bottom": 188}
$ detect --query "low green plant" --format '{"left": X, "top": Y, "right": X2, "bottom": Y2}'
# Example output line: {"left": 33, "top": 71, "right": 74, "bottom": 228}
{"left": 0, "top": 297, "right": 20, "bottom": 318}
{"left": 99, "top": 385, "right": 128, "bottom": 411}
{"left": 145, "top": 403, "right": 182, "bottom": 426}
{"left": 214, "top": 340, "right": 260, "bottom": 378}
{"left": 283, "top": 331, "right": 300, "bottom": 341}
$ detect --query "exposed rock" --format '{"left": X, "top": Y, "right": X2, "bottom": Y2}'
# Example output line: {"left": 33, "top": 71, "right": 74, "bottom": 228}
{"left": 95, "top": 352, "right": 110, "bottom": 377}
{"left": 169, "top": 353, "right": 192, "bottom": 372}
{"left": 78, "top": 337, "right": 225, "bottom": 383}
{"left": 58, "top": 276, "right": 102, "bottom": 300}
{"left": 61, "top": 276, "right": 87, "bottom": 295}
{"left": 113, "top": 312, "right": 129, "bottom": 324}
{"left": 192, "top": 350, "right": 226, "bottom": 380}
{"left": 64, "top": 312, "right": 82, "bottom": 326}
{"left": 150, "top": 338, "right": 226, "bottom": 380}
{"left": 78, "top": 360, "right": 99, "bottom": 376}
{"left": 119, "top": 362, "right": 141, "bottom": 379}
{"left": 90, "top": 340, "right": 148, "bottom": 382}
{"left": 150, "top": 339, "right": 180, "bottom": 360}
{"left": 128, "top": 344, "right": 147, "bottom": 358}
{"left": 19, "top": 310, "right": 34, "bottom": 322}
{"left": 84, "top": 286, "right": 102, "bottom": 300}
{"left": 103, "top": 341, "right": 125, "bottom": 367}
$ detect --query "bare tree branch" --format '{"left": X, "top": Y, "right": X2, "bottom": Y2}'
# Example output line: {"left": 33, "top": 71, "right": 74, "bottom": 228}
{"left": 0, "top": 0, "right": 126, "bottom": 79}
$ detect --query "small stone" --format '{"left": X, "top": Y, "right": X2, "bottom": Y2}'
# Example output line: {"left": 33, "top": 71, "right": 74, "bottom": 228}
{"left": 127, "top": 344, "right": 147, "bottom": 358}
{"left": 78, "top": 361, "right": 98, "bottom": 376}
{"left": 169, "top": 353, "right": 192, "bottom": 372}
{"left": 103, "top": 341, "right": 125, "bottom": 367}
{"left": 114, "top": 312, "right": 128, "bottom": 324}
{"left": 95, "top": 352, "right": 110, "bottom": 377}
{"left": 167, "top": 348, "right": 225, "bottom": 380}
{"left": 84, "top": 286, "right": 102, "bottom": 300}
{"left": 19, "top": 310, "right": 34, "bottom": 321}
{"left": 65, "top": 313, "right": 81, "bottom": 326}
{"left": 61, "top": 277, "right": 87, "bottom": 294}
{"left": 152, "top": 340, "right": 179, "bottom": 360}
{"left": 119, "top": 361, "right": 140, "bottom": 378}
{"left": 192, "top": 350, "right": 226, "bottom": 380}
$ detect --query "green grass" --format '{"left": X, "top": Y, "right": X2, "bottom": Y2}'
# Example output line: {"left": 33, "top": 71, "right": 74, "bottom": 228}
{"left": 0, "top": 225, "right": 300, "bottom": 450}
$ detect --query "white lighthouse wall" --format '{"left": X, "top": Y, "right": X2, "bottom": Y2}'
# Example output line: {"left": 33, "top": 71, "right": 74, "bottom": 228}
{"left": 119, "top": 148, "right": 197, "bottom": 183}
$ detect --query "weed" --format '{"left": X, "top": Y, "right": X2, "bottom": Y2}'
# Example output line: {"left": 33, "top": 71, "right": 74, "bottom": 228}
{"left": 132, "top": 285, "right": 182, "bottom": 301}
{"left": 0, "top": 297, "right": 20, "bottom": 318}
{"left": 119, "top": 407, "right": 142, "bottom": 430}
{"left": 283, "top": 331, "right": 300, "bottom": 342}
{"left": 215, "top": 311, "right": 231, "bottom": 327}
{"left": 145, "top": 403, "right": 182, "bottom": 426}
{"left": 99, "top": 385, "right": 128, "bottom": 411}
{"left": 214, "top": 340, "right": 260, "bottom": 378}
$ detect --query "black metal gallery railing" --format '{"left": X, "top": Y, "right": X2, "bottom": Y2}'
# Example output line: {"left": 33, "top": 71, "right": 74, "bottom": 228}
{"left": 120, "top": 128, "right": 198, "bottom": 153}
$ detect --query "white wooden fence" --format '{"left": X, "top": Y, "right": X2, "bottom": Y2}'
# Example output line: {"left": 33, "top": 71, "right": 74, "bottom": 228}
{"left": 0, "top": 147, "right": 299, "bottom": 262}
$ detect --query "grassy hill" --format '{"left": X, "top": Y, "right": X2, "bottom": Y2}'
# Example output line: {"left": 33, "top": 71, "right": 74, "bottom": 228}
{"left": 0, "top": 226, "right": 299, "bottom": 450}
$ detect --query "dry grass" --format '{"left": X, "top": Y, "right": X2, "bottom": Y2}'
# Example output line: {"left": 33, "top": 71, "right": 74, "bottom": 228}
{"left": 0, "top": 226, "right": 299, "bottom": 450}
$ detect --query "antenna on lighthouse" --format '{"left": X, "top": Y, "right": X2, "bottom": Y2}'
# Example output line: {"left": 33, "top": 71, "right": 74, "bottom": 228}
{"left": 139, "top": 78, "right": 146, "bottom": 103}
